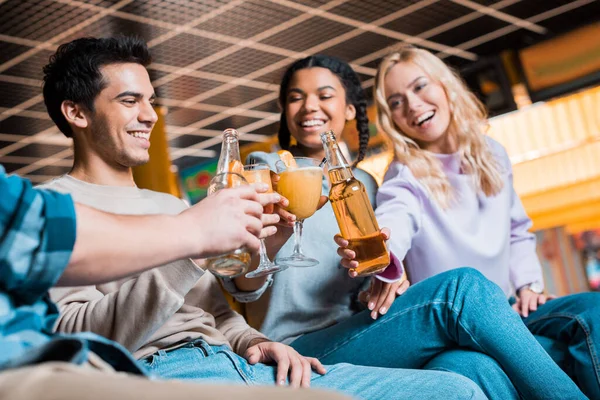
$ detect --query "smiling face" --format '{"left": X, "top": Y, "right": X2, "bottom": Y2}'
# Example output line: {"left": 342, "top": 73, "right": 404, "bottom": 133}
{"left": 284, "top": 67, "right": 356, "bottom": 151}
{"left": 77, "top": 62, "right": 158, "bottom": 168}
{"left": 384, "top": 61, "right": 453, "bottom": 153}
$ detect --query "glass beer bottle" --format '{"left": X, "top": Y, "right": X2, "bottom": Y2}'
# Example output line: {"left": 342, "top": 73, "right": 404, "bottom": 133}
{"left": 205, "top": 128, "right": 251, "bottom": 277}
{"left": 320, "top": 130, "right": 390, "bottom": 276}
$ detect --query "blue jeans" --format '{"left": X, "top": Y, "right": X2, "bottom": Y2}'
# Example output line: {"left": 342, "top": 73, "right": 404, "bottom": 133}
{"left": 522, "top": 292, "right": 600, "bottom": 399}
{"left": 141, "top": 339, "right": 486, "bottom": 400}
{"left": 423, "top": 349, "right": 518, "bottom": 400}
{"left": 422, "top": 328, "right": 571, "bottom": 399}
{"left": 290, "top": 268, "right": 586, "bottom": 400}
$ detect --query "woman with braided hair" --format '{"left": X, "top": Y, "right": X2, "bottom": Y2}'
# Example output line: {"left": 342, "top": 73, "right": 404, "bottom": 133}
{"left": 222, "top": 55, "right": 384, "bottom": 351}
{"left": 275, "top": 54, "right": 371, "bottom": 166}
{"left": 221, "top": 54, "right": 586, "bottom": 400}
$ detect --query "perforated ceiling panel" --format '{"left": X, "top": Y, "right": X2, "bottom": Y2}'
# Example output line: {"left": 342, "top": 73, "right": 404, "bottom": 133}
{"left": 0, "top": 0, "right": 598, "bottom": 182}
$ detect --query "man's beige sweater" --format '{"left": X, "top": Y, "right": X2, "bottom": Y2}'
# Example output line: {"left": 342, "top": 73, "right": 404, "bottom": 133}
{"left": 40, "top": 175, "right": 267, "bottom": 360}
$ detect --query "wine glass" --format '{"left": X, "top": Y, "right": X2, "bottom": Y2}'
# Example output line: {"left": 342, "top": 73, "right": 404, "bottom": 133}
{"left": 204, "top": 172, "right": 252, "bottom": 278}
{"left": 274, "top": 157, "right": 323, "bottom": 268}
{"left": 242, "top": 163, "right": 288, "bottom": 278}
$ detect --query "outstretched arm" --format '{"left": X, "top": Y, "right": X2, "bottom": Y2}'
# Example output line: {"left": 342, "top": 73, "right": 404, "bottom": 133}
{"left": 61, "top": 186, "right": 279, "bottom": 286}
{"left": 0, "top": 166, "right": 276, "bottom": 296}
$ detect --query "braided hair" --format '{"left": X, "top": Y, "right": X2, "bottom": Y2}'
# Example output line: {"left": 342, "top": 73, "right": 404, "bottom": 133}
{"left": 278, "top": 55, "right": 370, "bottom": 164}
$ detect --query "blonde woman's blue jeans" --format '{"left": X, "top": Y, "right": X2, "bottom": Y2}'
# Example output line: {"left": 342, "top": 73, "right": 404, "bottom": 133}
{"left": 290, "top": 268, "right": 585, "bottom": 400}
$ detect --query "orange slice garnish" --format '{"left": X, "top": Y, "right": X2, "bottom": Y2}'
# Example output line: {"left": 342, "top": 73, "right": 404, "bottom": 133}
{"left": 228, "top": 160, "right": 244, "bottom": 174}
{"left": 277, "top": 150, "right": 297, "bottom": 168}
{"left": 227, "top": 160, "right": 244, "bottom": 187}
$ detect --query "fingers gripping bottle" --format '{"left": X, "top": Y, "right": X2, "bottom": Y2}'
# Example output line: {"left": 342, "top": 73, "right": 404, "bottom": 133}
{"left": 320, "top": 130, "right": 390, "bottom": 276}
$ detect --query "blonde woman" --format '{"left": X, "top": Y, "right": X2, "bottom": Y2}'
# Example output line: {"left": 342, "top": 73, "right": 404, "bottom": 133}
{"left": 338, "top": 45, "right": 599, "bottom": 398}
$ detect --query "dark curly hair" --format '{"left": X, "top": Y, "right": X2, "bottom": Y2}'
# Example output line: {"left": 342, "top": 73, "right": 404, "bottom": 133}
{"left": 43, "top": 36, "right": 152, "bottom": 138}
{"left": 278, "top": 55, "right": 370, "bottom": 164}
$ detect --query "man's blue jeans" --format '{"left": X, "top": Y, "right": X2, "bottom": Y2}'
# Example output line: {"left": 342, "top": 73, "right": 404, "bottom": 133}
{"left": 290, "top": 268, "right": 585, "bottom": 400}
{"left": 141, "top": 339, "right": 486, "bottom": 400}
{"left": 523, "top": 292, "right": 600, "bottom": 399}
{"left": 422, "top": 301, "right": 600, "bottom": 400}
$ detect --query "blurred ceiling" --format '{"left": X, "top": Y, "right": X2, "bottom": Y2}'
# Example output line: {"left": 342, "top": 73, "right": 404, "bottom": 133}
{"left": 0, "top": 0, "right": 598, "bottom": 182}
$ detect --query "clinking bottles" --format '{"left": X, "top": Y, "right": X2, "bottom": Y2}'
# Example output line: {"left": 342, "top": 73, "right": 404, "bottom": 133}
{"left": 320, "top": 130, "right": 390, "bottom": 276}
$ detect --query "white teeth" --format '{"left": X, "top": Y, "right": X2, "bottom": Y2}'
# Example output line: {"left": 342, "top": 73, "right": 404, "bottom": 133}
{"left": 129, "top": 131, "right": 150, "bottom": 140}
{"left": 301, "top": 120, "right": 325, "bottom": 127}
{"left": 417, "top": 112, "right": 434, "bottom": 124}
{"left": 416, "top": 111, "right": 434, "bottom": 125}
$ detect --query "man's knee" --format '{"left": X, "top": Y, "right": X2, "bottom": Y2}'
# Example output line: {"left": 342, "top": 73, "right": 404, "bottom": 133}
{"left": 425, "top": 350, "right": 518, "bottom": 400}
{"left": 434, "top": 372, "right": 487, "bottom": 400}
{"left": 425, "top": 349, "right": 502, "bottom": 374}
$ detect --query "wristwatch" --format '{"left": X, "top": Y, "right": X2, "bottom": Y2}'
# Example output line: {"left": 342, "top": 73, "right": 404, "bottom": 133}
{"left": 520, "top": 281, "right": 544, "bottom": 294}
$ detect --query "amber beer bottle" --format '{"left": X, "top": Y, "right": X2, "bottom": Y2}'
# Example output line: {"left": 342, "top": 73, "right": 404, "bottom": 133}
{"left": 320, "top": 131, "right": 390, "bottom": 276}
{"left": 205, "top": 128, "right": 251, "bottom": 277}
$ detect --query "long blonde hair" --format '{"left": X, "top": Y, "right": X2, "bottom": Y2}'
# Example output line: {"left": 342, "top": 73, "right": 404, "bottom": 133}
{"left": 374, "top": 45, "right": 504, "bottom": 208}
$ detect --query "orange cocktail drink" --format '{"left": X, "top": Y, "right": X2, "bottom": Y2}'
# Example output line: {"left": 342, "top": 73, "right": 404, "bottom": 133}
{"left": 277, "top": 166, "right": 322, "bottom": 220}
{"left": 274, "top": 156, "right": 323, "bottom": 268}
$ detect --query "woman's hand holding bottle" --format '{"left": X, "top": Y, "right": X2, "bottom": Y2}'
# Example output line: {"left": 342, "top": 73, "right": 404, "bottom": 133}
{"left": 335, "top": 227, "right": 411, "bottom": 320}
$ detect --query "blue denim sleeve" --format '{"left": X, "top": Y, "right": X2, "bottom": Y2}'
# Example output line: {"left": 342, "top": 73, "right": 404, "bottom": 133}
{"left": 0, "top": 166, "right": 77, "bottom": 303}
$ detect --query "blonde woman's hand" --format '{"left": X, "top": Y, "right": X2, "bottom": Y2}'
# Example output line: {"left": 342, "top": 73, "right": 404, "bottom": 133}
{"left": 359, "top": 277, "right": 410, "bottom": 320}
{"left": 513, "top": 290, "right": 557, "bottom": 318}
{"left": 334, "top": 228, "right": 390, "bottom": 278}
{"left": 335, "top": 227, "right": 409, "bottom": 319}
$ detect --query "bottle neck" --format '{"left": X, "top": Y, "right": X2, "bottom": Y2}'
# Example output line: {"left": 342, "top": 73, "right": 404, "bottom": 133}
{"left": 328, "top": 166, "right": 354, "bottom": 184}
{"left": 321, "top": 132, "right": 353, "bottom": 183}
{"left": 217, "top": 133, "right": 242, "bottom": 173}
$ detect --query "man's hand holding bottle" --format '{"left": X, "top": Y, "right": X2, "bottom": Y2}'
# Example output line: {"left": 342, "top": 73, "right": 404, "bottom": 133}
{"left": 180, "top": 183, "right": 282, "bottom": 259}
